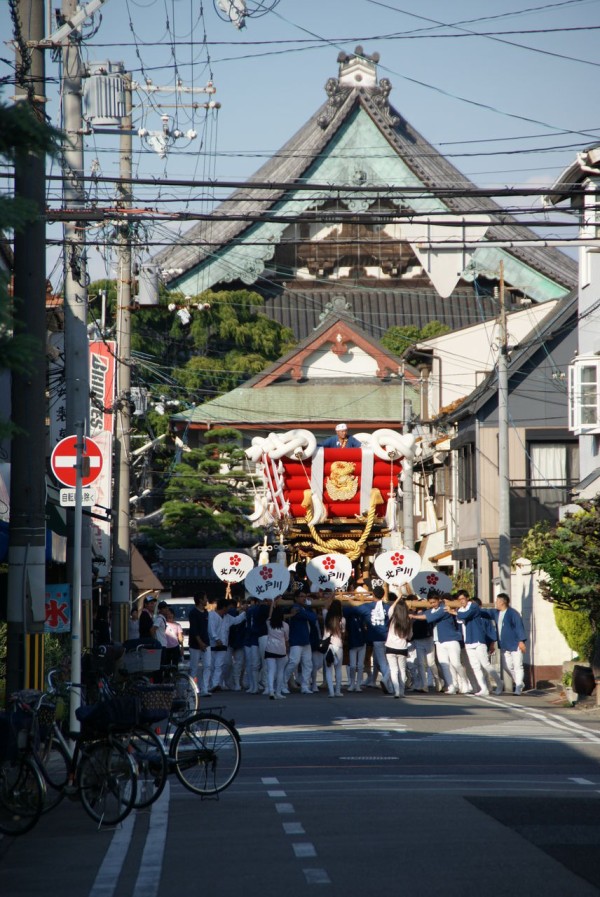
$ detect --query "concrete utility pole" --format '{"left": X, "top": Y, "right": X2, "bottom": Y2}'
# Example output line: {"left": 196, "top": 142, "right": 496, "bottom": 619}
{"left": 497, "top": 262, "right": 511, "bottom": 593}
{"left": 111, "top": 73, "right": 133, "bottom": 643}
{"left": 401, "top": 379, "right": 415, "bottom": 550}
{"left": 61, "top": 0, "right": 93, "bottom": 646}
{"left": 7, "top": 0, "right": 48, "bottom": 694}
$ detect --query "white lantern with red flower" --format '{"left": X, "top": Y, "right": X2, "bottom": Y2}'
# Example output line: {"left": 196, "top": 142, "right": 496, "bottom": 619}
{"left": 373, "top": 549, "right": 421, "bottom": 588}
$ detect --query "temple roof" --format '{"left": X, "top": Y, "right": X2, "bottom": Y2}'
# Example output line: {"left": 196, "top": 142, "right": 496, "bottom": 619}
{"left": 154, "top": 49, "right": 577, "bottom": 303}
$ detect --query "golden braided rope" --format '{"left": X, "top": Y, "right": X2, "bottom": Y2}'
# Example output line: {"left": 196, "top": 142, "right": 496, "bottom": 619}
{"left": 301, "top": 488, "right": 383, "bottom": 561}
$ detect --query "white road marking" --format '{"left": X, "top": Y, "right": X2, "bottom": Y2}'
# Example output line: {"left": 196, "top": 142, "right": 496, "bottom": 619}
{"left": 267, "top": 790, "right": 287, "bottom": 797}
{"left": 132, "top": 782, "right": 171, "bottom": 897}
{"left": 89, "top": 812, "right": 136, "bottom": 897}
{"left": 570, "top": 777, "right": 594, "bottom": 785}
{"left": 283, "top": 822, "right": 305, "bottom": 834}
{"left": 293, "top": 843, "right": 317, "bottom": 857}
{"left": 303, "top": 868, "right": 331, "bottom": 884}
{"left": 275, "top": 802, "right": 295, "bottom": 814}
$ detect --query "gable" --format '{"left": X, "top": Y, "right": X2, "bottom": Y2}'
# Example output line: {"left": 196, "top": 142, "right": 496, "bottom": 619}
{"left": 169, "top": 104, "right": 569, "bottom": 304}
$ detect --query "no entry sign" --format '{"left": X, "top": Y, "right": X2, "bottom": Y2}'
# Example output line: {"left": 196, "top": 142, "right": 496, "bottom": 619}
{"left": 51, "top": 435, "right": 103, "bottom": 488}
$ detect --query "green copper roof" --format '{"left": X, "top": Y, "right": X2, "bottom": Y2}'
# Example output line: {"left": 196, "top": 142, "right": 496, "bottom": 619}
{"left": 172, "top": 380, "right": 420, "bottom": 427}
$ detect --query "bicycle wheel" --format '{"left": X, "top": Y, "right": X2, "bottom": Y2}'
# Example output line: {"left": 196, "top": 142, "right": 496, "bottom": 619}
{"left": 0, "top": 757, "right": 45, "bottom": 836}
{"left": 120, "top": 727, "right": 168, "bottom": 810}
{"left": 77, "top": 740, "right": 137, "bottom": 826}
{"left": 170, "top": 672, "right": 198, "bottom": 724}
{"left": 170, "top": 712, "right": 241, "bottom": 795}
{"left": 37, "top": 735, "right": 70, "bottom": 812}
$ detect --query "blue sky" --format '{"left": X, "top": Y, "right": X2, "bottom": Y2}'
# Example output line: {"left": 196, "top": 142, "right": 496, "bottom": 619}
{"left": 2, "top": 0, "right": 600, "bottom": 284}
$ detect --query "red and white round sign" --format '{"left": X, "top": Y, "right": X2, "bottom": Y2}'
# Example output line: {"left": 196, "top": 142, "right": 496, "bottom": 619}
{"left": 50, "top": 435, "right": 103, "bottom": 488}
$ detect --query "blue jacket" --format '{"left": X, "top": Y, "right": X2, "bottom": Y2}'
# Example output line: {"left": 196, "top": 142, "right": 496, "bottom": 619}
{"left": 343, "top": 606, "right": 367, "bottom": 648}
{"left": 492, "top": 607, "right": 526, "bottom": 651}
{"left": 287, "top": 603, "right": 317, "bottom": 647}
{"left": 353, "top": 601, "right": 392, "bottom": 643}
{"left": 321, "top": 434, "right": 362, "bottom": 448}
{"left": 244, "top": 603, "right": 268, "bottom": 647}
{"left": 456, "top": 603, "right": 490, "bottom": 645}
{"left": 424, "top": 604, "right": 461, "bottom": 643}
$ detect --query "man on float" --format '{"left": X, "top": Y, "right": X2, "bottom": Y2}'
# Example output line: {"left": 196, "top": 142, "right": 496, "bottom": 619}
{"left": 322, "top": 423, "right": 361, "bottom": 449}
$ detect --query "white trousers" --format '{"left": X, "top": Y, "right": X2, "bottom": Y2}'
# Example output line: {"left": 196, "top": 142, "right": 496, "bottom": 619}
{"left": 371, "top": 641, "right": 392, "bottom": 690}
{"left": 324, "top": 644, "right": 343, "bottom": 695}
{"left": 284, "top": 644, "right": 312, "bottom": 690}
{"left": 244, "top": 644, "right": 261, "bottom": 692}
{"left": 435, "top": 640, "right": 470, "bottom": 692}
{"left": 348, "top": 645, "right": 366, "bottom": 689}
{"left": 414, "top": 637, "right": 441, "bottom": 690}
{"left": 209, "top": 648, "right": 227, "bottom": 690}
{"left": 310, "top": 650, "right": 323, "bottom": 689}
{"left": 502, "top": 649, "right": 525, "bottom": 689}
{"left": 266, "top": 655, "right": 287, "bottom": 696}
{"left": 465, "top": 643, "right": 501, "bottom": 694}
{"left": 387, "top": 652, "right": 408, "bottom": 696}
{"left": 189, "top": 647, "right": 211, "bottom": 694}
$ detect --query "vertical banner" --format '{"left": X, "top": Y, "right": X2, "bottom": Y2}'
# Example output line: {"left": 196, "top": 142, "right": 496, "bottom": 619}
{"left": 48, "top": 331, "right": 66, "bottom": 448}
{"left": 89, "top": 340, "right": 116, "bottom": 578}
{"left": 45, "top": 583, "right": 71, "bottom": 633}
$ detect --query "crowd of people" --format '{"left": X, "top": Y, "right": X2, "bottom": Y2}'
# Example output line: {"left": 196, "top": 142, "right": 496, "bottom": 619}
{"left": 173, "top": 585, "right": 528, "bottom": 700}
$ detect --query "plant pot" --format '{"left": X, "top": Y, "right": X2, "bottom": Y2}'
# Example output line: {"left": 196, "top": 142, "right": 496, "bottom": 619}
{"left": 573, "top": 664, "right": 595, "bottom": 697}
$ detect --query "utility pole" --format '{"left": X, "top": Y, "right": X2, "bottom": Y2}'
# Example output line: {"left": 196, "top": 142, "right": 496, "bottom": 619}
{"left": 401, "top": 370, "right": 414, "bottom": 550}
{"left": 497, "top": 261, "right": 511, "bottom": 593}
{"left": 7, "top": 0, "right": 48, "bottom": 694}
{"left": 111, "top": 72, "right": 133, "bottom": 643}
{"left": 61, "top": 0, "right": 92, "bottom": 647}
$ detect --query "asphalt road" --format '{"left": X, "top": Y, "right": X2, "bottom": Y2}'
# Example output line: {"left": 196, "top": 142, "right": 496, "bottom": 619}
{"left": 3, "top": 687, "right": 600, "bottom": 897}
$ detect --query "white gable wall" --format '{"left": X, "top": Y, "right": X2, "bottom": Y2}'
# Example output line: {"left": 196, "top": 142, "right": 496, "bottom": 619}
{"left": 302, "top": 344, "right": 379, "bottom": 378}
{"left": 417, "top": 301, "right": 559, "bottom": 416}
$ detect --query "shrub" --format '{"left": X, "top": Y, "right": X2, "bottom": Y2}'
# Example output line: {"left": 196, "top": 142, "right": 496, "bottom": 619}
{"left": 554, "top": 606, "right": 594, "bottom": 664}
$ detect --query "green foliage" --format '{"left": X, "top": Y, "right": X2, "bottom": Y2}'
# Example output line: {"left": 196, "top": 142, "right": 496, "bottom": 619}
{"left": 521, "top": 498, "right": 600, "bottom": 626}
{"left": 139, "top": 427, "right": 253, "bottom": 548}
{"left": 381, "top": 321, "right": 450, "bottom": 356}
{"left": 554, "top": 606, "right": 595, "bottom": 664}
{"left": 452, "top": 568, "right": 475, "bottom": 595}
{"left": 44, "top": 633, "right": 70, "bottom": 671}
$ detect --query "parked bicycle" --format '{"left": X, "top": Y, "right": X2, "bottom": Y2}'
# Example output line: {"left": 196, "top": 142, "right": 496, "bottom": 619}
{"left": 79, "top": 656, "right": 242, "bottom": 803}
{"left": 0, "top": 685, "right": 139, "bottom": 835}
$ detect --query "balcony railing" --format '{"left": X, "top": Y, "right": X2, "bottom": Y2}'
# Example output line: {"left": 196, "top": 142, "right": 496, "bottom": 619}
{"left": 509, "top": 480, "right": 572, "bottom": 531}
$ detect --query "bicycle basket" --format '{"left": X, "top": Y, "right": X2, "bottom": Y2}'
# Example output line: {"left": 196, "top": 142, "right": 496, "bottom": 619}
{"left": 120, "top": 648, "right": 162, "bottom": 674}
{"left": 134, "top": 684, "right": 176, "bottom": 723}
{"left": 36, "top": 701, "right": 56, "bottom": 740}
{"left": 76, "top": 695, "right": 141, "bottom": 735}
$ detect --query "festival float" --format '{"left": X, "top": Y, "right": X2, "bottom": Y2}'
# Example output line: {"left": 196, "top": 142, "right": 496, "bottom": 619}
{"left": 244, "top": 427, "right": 417, "bottom": 575}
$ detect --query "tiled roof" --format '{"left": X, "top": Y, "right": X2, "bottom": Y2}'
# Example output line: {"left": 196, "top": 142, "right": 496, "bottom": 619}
{"left": 154, "top": 70, "right": 577, "bottom": 295}
{"left": 257, "top": 286, "right": 500, "bottom": 342}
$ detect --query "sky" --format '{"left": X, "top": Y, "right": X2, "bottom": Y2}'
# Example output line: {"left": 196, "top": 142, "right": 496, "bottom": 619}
{"left": 2, "top": 0, "right": 600, "bottom": 287}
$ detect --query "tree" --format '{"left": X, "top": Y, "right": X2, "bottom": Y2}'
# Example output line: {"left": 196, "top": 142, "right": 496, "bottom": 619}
{"left": 381, "top": 321, "right": 450, "bottom": 356}
{"left": 521, "top": 498, "right": 600, "bottom": 680}
{"left": 137, "top": 427, "right": 254, "bottom": 549}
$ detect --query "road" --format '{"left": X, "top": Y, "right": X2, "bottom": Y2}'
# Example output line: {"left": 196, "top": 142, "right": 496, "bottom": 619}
{"left": 3, "top": 687, "right": 600, "bottom": 897}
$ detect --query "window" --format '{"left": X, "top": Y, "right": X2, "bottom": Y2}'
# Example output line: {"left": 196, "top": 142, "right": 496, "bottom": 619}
{"left": 528, "top": 441, "right": 579, "bottom": 507}
{"left": 568, "top": 355, "right": 600, "bottom": 435}
{"left": 457, "top": 443, "right": 476, "bottom": 502}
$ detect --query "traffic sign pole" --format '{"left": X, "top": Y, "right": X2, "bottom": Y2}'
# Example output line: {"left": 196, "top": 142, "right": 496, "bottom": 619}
{"left": 69, "top": 422, "right": 84, "bottom": 736}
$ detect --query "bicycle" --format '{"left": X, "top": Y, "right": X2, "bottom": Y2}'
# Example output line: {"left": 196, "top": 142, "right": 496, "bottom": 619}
{"left": 0, "top": 708, "right": 46, "bottom": 836}
{"left": 60, "top": 659, "right": 241, "bottom": 802}
{"left": 11, "top": 684, "right": 139, "bottom": 829}
{"left": 93, "top": 670, "right": 241, "bottom": 798}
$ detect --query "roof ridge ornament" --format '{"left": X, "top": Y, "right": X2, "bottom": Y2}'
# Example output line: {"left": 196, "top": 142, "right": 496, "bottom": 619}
{"left": 318, "top": 48, "right": 399, "bottom": 130}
